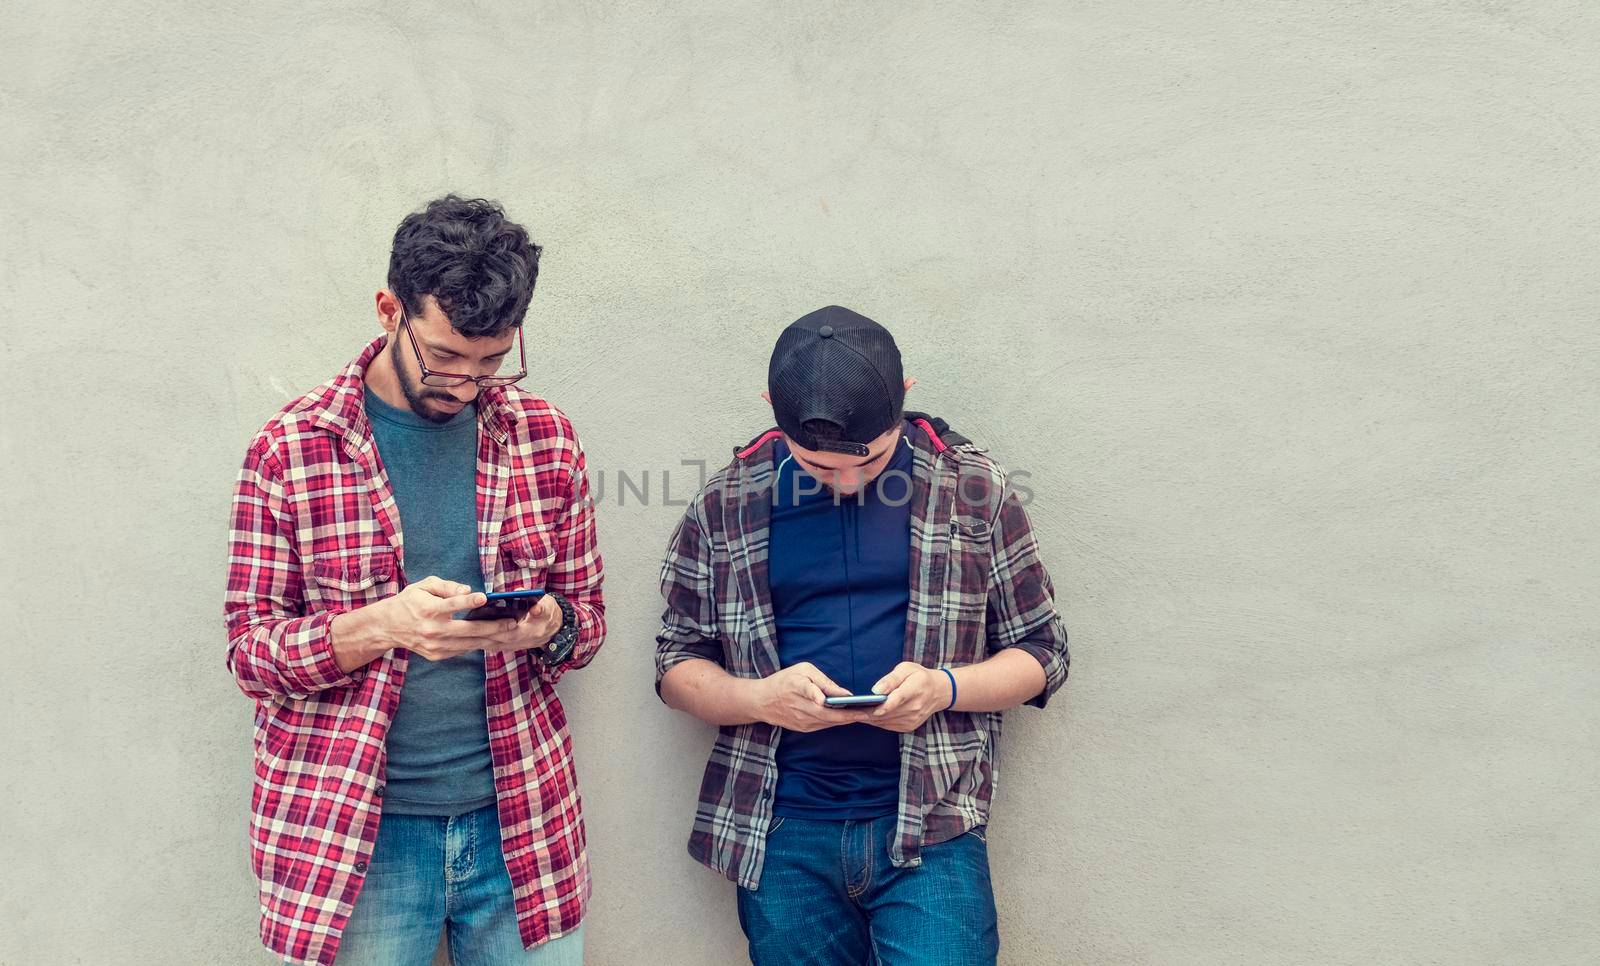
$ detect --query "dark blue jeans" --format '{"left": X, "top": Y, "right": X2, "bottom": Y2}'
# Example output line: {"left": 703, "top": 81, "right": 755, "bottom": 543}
{"left": 736, "top": 815, "right": 999, "bottom": 966}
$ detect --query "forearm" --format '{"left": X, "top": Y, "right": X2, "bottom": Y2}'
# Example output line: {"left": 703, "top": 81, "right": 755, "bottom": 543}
{"left": 660, "top": 658, "right": 766, "bottom": 727}
{"left": 328, "top": 602, "right": 394, "bottom": 673}
{"left": 947, "top": 647, "right": 1047, "bottom": 713}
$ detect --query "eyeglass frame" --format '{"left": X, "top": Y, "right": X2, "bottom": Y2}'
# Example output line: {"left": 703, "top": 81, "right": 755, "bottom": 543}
{"left": 398, "top": 307, "right": 527, "bottom": 389}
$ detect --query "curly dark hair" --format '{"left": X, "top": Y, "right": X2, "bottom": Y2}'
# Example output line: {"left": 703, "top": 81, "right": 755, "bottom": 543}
{"left": 387, "top": 194, "right": 542, "bottom": 338}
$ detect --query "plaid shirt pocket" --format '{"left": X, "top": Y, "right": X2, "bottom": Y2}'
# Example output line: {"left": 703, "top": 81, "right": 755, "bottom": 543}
{"left": 307, "top": 549, "right": 399, "bottom": 607}
{"left": 498, "top": 525, "right": 557, "bottom": 590}
{"left": 941, "top": 515, "right": 994, "bottom": 665}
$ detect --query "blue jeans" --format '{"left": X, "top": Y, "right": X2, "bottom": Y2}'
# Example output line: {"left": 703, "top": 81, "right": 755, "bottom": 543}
{"left": 325, "top": 802, "right": 584, "bottom": 966}
{"left": 736, "top": 815, "right": 999, "bottom": 966}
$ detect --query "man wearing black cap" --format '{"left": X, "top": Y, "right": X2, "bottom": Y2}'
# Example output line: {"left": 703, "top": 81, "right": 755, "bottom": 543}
{"left": 654, "top": 306, "right": 1071, "bottom": 965}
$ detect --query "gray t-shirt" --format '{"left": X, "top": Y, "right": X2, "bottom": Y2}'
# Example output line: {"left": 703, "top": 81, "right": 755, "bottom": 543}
{"left": 363, "top": 385, "right": 497, "bottom": 816}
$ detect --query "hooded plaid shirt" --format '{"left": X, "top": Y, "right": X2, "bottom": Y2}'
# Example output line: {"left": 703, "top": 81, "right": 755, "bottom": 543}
{"left": 224, "top": 336, "right": 604, "bottom": 966}
{"left": 654, "top": 416, "right": 1070, "bottom": 889}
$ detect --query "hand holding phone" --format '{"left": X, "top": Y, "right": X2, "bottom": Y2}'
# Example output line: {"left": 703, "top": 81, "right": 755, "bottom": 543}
{"left": 458, "top": 589, "right": 546, "bottom": 621}
{"left": 823, "top": 693, "right": 889, "bottom": 709}
{"left": 755, "top": 662, "right": 865, "bottom": 733}
{"left": 337, "top": 579, "right": 541, "bottom": 669}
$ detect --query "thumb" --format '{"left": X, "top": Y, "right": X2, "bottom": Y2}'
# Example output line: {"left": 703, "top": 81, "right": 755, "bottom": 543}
{"left": 803, "top": 667, "right": 851, "bottom": 697}
{"left": 872, "top": 663, "right": 919, "bottom": 695}
{"left": 534, "top": 594, "right": 560, "bottom": 622}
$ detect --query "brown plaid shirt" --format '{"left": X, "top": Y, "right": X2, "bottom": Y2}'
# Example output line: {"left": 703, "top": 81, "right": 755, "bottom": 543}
{"left": 654, "top": 415, "right": 1069, "bottom": 889}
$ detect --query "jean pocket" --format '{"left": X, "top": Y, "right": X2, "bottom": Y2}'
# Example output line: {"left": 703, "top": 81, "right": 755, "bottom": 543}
{"left": 962, "top": 824, "right": 988, "bottom": 844}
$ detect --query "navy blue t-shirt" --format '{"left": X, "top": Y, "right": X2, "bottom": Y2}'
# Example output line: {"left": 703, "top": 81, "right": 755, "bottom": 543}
{"left": 769, "top": 423, "right": 916, "bottom": 820}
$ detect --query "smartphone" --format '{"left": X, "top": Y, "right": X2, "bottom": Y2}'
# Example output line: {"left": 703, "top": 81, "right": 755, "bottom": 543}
{"left": 824, "top": 693, "right": 889, "bottom": 709}
{"left": 459, "top": 589, "right": 545, "bottom": 621}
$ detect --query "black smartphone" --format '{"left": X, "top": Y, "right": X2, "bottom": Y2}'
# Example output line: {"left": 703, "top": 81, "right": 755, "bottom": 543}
{"left": 459, "top": 589, "right": 545, "bottom": 621}
{"left": 824, "top": 694, "right": 889, "bottom": 709}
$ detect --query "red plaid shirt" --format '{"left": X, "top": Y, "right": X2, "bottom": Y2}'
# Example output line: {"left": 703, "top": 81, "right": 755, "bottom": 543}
{"left": 224, "top": 336, "right": 604, "bottom": 966}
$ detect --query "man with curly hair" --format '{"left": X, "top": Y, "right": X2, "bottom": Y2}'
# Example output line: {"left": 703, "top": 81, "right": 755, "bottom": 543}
{"left": 225, "top": 196, "right": 601, "bottom": 965}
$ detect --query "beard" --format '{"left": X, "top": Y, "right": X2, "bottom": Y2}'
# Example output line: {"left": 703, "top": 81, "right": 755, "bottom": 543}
{"left": 391, "top": 337, "right": 470, "bottom": 425}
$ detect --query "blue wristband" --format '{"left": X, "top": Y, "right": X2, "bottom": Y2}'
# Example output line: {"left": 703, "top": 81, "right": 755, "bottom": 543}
{"left": 939, "top": 667, "right": 958, "bottom": 711}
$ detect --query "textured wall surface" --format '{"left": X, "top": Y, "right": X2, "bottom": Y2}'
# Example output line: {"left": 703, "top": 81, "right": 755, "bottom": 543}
{"left": 3, "top": 2, "right": 1598, "bottom": 964}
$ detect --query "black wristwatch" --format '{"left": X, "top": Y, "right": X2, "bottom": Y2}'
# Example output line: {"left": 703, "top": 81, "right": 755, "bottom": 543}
{"left": 541, "top": 592, "right": 579, "bottom": 666}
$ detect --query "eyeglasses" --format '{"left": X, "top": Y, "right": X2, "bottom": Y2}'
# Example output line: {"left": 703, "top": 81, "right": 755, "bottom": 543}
{"left": 399, "top": 310, "right": 527, "bottom": 388}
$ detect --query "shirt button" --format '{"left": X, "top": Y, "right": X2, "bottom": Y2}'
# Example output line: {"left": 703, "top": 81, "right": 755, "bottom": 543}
{"left": 354, "top": 860, "right": 368, "bottom": 873}
{"left": 375, "top": 783, "right": 385, "bottom": 797}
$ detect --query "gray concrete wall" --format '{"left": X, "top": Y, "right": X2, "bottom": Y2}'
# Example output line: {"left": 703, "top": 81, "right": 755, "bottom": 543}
{"left": 3, "top": 2, "right": 1597, "bottom": 963}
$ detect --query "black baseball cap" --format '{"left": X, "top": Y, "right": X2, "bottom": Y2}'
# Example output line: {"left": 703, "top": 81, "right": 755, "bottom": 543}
{"left": 767, "top": 305, "right": 905, "bottom": 456}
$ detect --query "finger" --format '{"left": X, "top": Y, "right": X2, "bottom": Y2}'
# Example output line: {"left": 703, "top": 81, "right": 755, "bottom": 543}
{"left": 871, "top": 662, "right": 919, "bottom": 695}
{"left": 534, "top": 595, "right": 559, "bottom": 621}
{"left": 437, "top": 591, "right": 488, "bottom": 615}
{"left": 409, "top": 575, "right": 449, "bottom": 594}
{"left": 528, "top": 597, "right": 562, "bottom": 633}
{"left": 862, "top": 699, "right": 905, "bottom": 724}
{"left": 481, "top": 621, "right": 528, "bottom": 647}
{"left": 804, "top": 683, "right": 828, "bottom": 706}
{"left": 413, "top": 576, "right": 474, "bottom": 599}
{"left": 872, "top": 691, "right": 907, "bottom": 717}
{"left": 806, "top": 669, "right": 851, "bottom": 698}
{"left": 806, "top": 708, "right": 859, "bottom": 730}
{"left": 437, "top": 616, "right": 518, "bottom": 639}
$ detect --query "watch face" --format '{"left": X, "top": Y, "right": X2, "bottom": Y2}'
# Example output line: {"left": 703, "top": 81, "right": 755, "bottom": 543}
{"left": 544, "top": 627, "right": 576, "bottom": 663}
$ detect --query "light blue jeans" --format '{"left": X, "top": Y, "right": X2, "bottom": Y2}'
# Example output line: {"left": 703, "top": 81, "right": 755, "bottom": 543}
{"left": 324, "top": 802, "right": 584, "bottom": 966}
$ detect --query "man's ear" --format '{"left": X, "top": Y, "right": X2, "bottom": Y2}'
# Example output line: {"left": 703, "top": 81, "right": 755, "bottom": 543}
{"left": 375, "top": 290, "right": 401, "bottom": 335}
{"left": 760, "top": 390, "right": 772, "bottom": 404}
{"left": 904, "top": 377, "right": 917, "bottom": 392}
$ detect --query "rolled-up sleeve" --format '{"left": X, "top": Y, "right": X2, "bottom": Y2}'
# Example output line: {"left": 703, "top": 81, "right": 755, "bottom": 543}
{"left": 985, "top": 481, "right": 1070, "bottom": 709}
{"left": 654, "top": 493, "right": 724, "bottom": 697}
{"left": 224, "top": 437, "right": 361, "bottom": 701}
{"left": 542, "top": 434, "right": 607, "bottom": 685}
